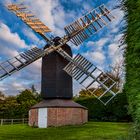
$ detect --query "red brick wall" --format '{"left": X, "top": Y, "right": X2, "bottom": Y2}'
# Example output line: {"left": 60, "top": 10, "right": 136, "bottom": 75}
{"left": 29, "top": 109, "right": 38, "bottom": 126}
{"left": 29, "top": 107, "right": 88, "bottom": 127}
{"left": 47, "top": 108, "right": 88, "bottom": 127}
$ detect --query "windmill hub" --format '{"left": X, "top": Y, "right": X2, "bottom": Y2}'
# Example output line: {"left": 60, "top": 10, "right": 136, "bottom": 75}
{"left": 52, "top": 36, "right": 61, "bottom": 46}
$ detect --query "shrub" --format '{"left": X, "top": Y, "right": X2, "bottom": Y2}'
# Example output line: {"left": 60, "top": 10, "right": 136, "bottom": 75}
{"left": 74, "top": 93, "right": 132, "bottom": 122}
{"left": 122, "top": 0, "right": 140, "bottom": 139}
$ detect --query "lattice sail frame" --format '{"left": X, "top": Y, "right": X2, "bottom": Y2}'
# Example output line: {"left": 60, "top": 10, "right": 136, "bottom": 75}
{"left": 0, "top": 47, "right": 44, "bottom": 80}
{"left": 64, "top": 4, "right": 115, "bottom": 46}
{"left": 7, "top": 4, "right": 51, "bottom": 36}
{"left": 64, "top": 54, "right": 119, "bottom": 105}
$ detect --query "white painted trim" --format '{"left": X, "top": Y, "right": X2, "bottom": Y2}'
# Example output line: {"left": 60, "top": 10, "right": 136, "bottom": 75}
{"left": 38, "top": 108, "right": 48, "bottom": 128}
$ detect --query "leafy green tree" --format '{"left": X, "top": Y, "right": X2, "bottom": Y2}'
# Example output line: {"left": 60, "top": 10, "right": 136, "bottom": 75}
{"left": 0, "top": 87, "right": 41, "bottom": 119}
{"left": 0, "top": 96, "right": 19, "bottom": 119}
{"left": 16, "top": 89, "right": 38, "bottom": 118}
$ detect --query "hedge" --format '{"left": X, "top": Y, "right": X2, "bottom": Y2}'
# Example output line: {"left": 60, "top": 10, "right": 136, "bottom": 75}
{"left": 74, "top": 93, "right": 131, "bottom": 122}
{"left": 123, "top": 0, "right": 140, "bottom": 138}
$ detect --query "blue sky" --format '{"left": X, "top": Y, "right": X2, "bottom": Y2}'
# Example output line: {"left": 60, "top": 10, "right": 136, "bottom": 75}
{"left": 0, "top": 0, "right": 125, "bottom": 96}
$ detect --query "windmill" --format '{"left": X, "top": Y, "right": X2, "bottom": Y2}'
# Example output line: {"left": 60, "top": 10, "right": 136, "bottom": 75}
{"left": 0, "top": 3, "right": 119, "bottom": 128}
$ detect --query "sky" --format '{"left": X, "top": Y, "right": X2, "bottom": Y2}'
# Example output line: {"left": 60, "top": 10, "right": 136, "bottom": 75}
{"left": 0, "top": 0, "right": 125, "bottom": 96}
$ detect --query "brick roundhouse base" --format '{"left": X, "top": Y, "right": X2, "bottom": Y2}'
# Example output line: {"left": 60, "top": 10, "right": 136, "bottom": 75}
{"left": 29, "top": 99, "right": 88, "bottom": 128}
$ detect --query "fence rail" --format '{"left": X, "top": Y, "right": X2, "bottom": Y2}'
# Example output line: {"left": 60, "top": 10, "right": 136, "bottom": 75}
{"left": 0, "top": 118, "right": 28, "bottom": 125}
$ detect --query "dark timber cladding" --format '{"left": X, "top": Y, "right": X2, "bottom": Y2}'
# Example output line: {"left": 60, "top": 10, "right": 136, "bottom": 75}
{"left": 41, "top": 37, "right": 73, "bottom": 99}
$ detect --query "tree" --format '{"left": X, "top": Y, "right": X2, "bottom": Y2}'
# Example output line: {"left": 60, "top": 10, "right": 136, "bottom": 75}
{"left": 0, "top": 96, "right": 19, "bottom": 119}
{"left": 16, "top": 89, "right": 38, "bottom": 118}
{"left": 0, "top": 87, "right": 41, "bottom": 119}
{"left": 30, "top": 85, "right": 42, "bottom": 102}
{"left": 31, "top": 85, "right": 37, "bottom": 93}
{"left": 109, "top": 60, "right": 125, "bottom": 90}
{"left": 79, "top": 88, "right": 105, "bottom": 97}
{"left": 0, "top": 91, "right": 5, "bottom": 101}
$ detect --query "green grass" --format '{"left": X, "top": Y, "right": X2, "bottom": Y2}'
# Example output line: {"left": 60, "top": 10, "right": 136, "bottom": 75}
{"left": 0, "top": 122, "right": 131, "bottom": 140}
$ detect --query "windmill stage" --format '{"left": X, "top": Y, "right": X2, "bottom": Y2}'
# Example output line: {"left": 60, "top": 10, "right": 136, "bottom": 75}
{"left": 0, "top": 3, "right": 119, "bottom": 128}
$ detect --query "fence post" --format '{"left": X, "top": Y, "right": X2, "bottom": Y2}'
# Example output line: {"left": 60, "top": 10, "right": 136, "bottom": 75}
{"left": 22, "top": 118, "right": 24, "bottom": 124}
{"left": 1, "top": 119, "right": 3, "bottom": 126}
{"left": 11, "top": 119, "right": 13, "bottom": 125}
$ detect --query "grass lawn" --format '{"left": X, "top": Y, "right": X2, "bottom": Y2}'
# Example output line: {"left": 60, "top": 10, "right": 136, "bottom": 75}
{"left": 0, "top": 122, "right": 131, "bottom": 140}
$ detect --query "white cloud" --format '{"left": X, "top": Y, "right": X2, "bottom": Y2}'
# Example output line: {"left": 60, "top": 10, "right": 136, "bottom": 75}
{"left": 0, "top": 46, "right": 18, "bottom": 58}
{"left": 23, "top": 0, "right": 66, "bottom": 36}
{"left": 22, "top": 28, "right": 40, "bottom": 43}
{"left": 0, "top": 22, "right": 34, "bottom": 60}
{"left": 104, "top": 0, "right": 125, "bottom": 34}
{"left": 83, "top": 51, "right": 105, "bottom": 66}
{"left": 12, "top": 82, "right": 25, "bottom": 90}
{"left": 108, "top": 33, "right": 125, "bottom": 70}
{"left": 114, "top": 33, "right": 124, "bottom": 43}
{"left": 0, "top": 23, "right": 28, "bottom": 49}
{"left": 90, "top": 51, "right": 105, "bottom": 64}
{"left": 108, "top": 43, "right": 118, "bottom": 56}
{"left": 85, "top": 37, "right": 108, "bottom": 70}
{"left": 0, "top": 80, "right": 26, "bottom": 96}
{"left": 87, "top": 38, "right": 109, "bottom": 52}
{"left": 109, "top": 8, "right": 124, "bottom": 34}
{"left": 96, "top": 38, "right": 109, "bottom": 48}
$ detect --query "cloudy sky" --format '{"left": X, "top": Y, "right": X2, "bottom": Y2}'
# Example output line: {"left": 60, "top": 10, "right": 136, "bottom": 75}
{"left": 0, "top": 0, "right": 125, "bottom": 96}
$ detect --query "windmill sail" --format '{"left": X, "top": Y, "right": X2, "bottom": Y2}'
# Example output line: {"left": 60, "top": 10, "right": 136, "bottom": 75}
{"left": 0, "top": 47, "right": 45, "bottom": 80}
{"left": 6, "top": 3, "right": 114, "bottom": 47}
{"left": 64, "top": 4, "right": 115, "bottom": 46}
{"left": 63, "top": 53, "right": 119, "bottom": 105}
{"left": 7, "top": 4, "right": 51, "bottom": 41}
{"left": 0, "top": 41, "right": 71, "bottom": 81}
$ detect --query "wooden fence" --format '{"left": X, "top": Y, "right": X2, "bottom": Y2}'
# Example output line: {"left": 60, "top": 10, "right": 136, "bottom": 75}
{"left": 0, "top": 118, "right": 28, "bottom": 125}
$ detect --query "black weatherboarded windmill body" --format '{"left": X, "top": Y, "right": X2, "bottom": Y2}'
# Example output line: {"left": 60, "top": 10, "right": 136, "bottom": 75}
{"left": 42, "top": 39, "right": 73, "bottom": 99}
{"left": 0, "top": 3, "right": 119, "bottom": 127}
